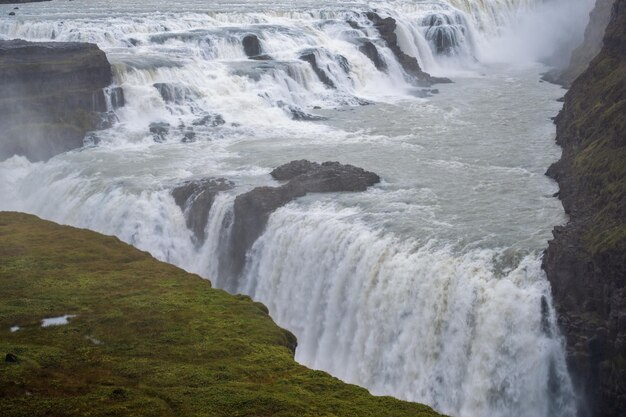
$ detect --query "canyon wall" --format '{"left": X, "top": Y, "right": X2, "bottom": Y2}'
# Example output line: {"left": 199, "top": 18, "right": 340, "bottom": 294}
{"left": 543, "top": 0, "right": 626, "bottom": 415}
{"left": 0, "top": 40, "right": 112, "bottom": 162}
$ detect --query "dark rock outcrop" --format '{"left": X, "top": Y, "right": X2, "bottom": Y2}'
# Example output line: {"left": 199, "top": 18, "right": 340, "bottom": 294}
{"left": 300, "top": 52, "right": 335, "bottom": 89}
{"left": 544, "top": 0, "right": 613, "bottom": 87}
{"left": 227, "top": 161, "right": 380, "bottom": 282}
{"left": 270, "top": 159, "right": 320, "bottom": 180}
{"left": 0, "top": 40, "right": 112, "bottom": 162}
{"left": 181, "top": 130, "right": 196, "bottom": 143}
{"left": 422, "top": 14, "right": 462, "bottom": 56}
{"left": 110, "top": 87, "right": 125, "bottom": 109}
{"left": 149, "top": 122, "right": 170, "bottom": 142}
{"left": 192, "top": 114, "right": 225, "bottom": 127}
{"left": 242, "top": 34, "right": 262, "bottom": 58}
{"left": 172, "top": 178, "right": 234, "bottom": 245}
{"left": 288, "top": 107, "right": 326, "bottom": 121}
{"left": 365, "top": 12, "right": 451, "bottom": 86}
{"left": 542, "top": 1, "right": 626, "bottom": 416}
{"left": 249, "top": 54, "right": 272, "bottom": 61}
{"left": 359, "top": 40, "right": 387, "bottom": 72}
{"left": 275, "top": 101, "right": 326, "bottom": 121}
{"left": 153, "top": 82, "right": 196, "bottom": 104}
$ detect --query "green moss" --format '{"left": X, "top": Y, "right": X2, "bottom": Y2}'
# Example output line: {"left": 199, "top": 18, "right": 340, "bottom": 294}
{"left": 559, "top": 37, "right": 626, "bottom": 255}
{"left": 0, "top": 212, "right": 443, "bottom": 417}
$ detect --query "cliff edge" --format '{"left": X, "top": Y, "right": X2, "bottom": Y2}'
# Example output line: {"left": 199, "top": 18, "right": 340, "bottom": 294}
{"left": 543, "top": 0, "right": 626, "bottom": 415}
{"left": 0, "top": 40, "right": 112, "bottom": 162}
{"left": 0, "top": 212, "right": 443, "bottom": 417}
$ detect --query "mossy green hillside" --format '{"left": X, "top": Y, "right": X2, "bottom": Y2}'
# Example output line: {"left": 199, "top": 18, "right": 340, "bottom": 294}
{"left": 0, "top": 212, "right": 443, "bottom": 417}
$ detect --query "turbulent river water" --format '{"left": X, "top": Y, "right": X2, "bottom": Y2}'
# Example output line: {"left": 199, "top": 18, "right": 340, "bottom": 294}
{"left": 0, "top": 0, "right": 597, "bottom": 416}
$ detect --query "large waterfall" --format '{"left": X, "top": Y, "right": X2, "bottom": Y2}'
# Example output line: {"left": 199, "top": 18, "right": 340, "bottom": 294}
{"left": 0, "top": 0, "right": 596, "bottom": 416}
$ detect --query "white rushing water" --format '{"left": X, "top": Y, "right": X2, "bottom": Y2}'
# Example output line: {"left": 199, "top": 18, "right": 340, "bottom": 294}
{"left": 0, "top": 0, "right": 597, "bottom": 416}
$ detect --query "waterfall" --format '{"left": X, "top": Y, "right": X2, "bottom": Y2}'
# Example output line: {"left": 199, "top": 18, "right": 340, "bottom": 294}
{"left": 0, "top": 0, "right": 590, "bottom": 416}
{"left": 240, "top": 202, "right": 576, "bottom": 417}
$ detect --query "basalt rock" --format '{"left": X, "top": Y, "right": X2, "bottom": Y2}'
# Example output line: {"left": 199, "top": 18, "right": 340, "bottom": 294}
{"left": 227, "top": 161, "right": 380, "bottom": 284}
{"left": 0, "top": 40, "right": 112, "bottom": 162}
{"left": 153, "top": 82, "right": 196, "bottom": 104}
{"left": 242, "top": 34, "right": 262, "bottom": 58}
{"left": 365, "top": 12, "right": 451, "bottom": 86}
{"left": 149, "top": 122, "right": 170, "bottom": 142}
{"left": 289, "top": 108, "right": 326, "bottom": 121}
{"left": 542, "top": 1, "right": 626, "bottom": 415}
{"left": 270, "top": 159, "right": 320, "bottom": 180}
{"left": 172, "top": 178, "right": 234, "bottom": 245}
{"left": 249, "top": 54, "right": 272, "bottom": 61}
{"left": 359, "top": 40, "right": 387, "bottom": 72}
{"left": 422, "top": 13, "right": 462, "bottom": 56}
{"left": 192, "top": 114, "right": 225, "bottom": 127}
{"left": 300, "top": 52, "right": 335, "bottom": 89}
{"left": 110, "top": 87, "right": 125, "bottom": 109}
{"left": 181, "top": 130, "right": 196, "bottom": 143}
{"left": 276, "top": 102, "right": 326, "bottom": 121}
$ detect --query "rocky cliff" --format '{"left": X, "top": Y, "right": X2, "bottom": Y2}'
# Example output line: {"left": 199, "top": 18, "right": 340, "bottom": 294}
{"left": 544, "top": 0, "right": 613, "bottom": 87}
{"left": 0, "top": 40, "right": 112, "bottom": 162}
{"left": 0, "top": 212, "right": 443, "bottom": 417}
{"left": 218, "top": 160, "right": 380, "bottom": 289}
{"left": 542, "top": 0, "right": 626, "bottom": 415}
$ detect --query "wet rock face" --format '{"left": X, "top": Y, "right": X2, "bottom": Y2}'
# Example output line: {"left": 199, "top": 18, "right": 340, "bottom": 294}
{"left": 242, "top": 34, "right": 262, "bottom": 57}
{"left": 226, "top": 161, "right": 379, "bottom": 284}
{"left": 172, "top": 178, "right": 234, "bottom": 245}
{"left": 359, "top": 41, "right": 387, "bottom": 71}
{"left": 153, "top": 82, "right": 196, "bottom": 104}
{"left": 365, "top": 12, "right": 451, "bottom": 86}
{"left": 110, "top": 87, "right": 125, "bottom": 109}
{"left": 421, "top": 13, "right": 465, "bottom": 56}
{"left": 269, "top": 160, "right": 320, "bottom": 180}
{"left": 149, "top": 122, "right": 170, "bottom": 142}
{"left": 0, "top": 40, "right": 112, "bottom": 162}
{"left": 192, "top": 114, "right": 225, "bottom": 127}
{"left": 299, "top": 52, "right": 335, "bottom": 89}
{"left": 543, "top": 1, "right": 626, "bottom": 415}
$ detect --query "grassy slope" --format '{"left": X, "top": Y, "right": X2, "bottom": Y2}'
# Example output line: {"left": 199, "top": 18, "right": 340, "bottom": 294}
{"left": 0, "top": 212, "right": 442, "bottom": 417}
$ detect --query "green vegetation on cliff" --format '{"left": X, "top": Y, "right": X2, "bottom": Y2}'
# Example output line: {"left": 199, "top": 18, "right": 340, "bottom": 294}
{"left": 552, "top": 0, "right": 626, "bottom": 254}
{"left": 543, "top": 1, "right": 626, "bottom": 414}
{"left": 0, "top": 212, "right": 442, "bottom": 417}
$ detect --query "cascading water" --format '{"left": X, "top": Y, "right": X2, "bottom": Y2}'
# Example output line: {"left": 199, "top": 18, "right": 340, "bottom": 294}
{"left": 0, "top": 0, "right": 596, "bottom": 416}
